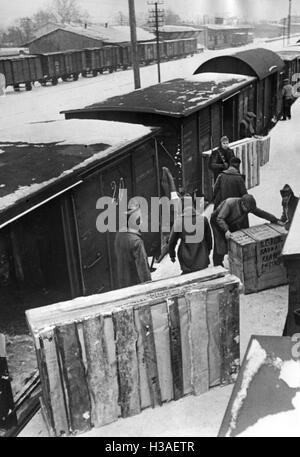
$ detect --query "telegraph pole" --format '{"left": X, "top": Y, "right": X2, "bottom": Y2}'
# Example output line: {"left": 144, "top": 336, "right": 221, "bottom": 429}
{"left": 128, "top": 0, "right": 141, "bottom": 89}
{"left": 287, "top": 0, "right": 292, "bottom": 44}
{"left": 148, "top": 1, "right": 165, "bottom": 83}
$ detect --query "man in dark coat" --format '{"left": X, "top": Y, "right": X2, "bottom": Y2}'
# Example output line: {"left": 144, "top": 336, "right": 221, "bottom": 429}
{"left": 210, "top": 194, "right": 279, "bottom": 266}
{"left": 281, "top": 78, "right": 294, "bottom": 120}
{"left": 209, "top": 136, "right": 235, "bottom": 182}
{"left": 114, "top": 198, "right": 151, "bottom": 289}
{"left": 213, "top": 156, "right": 247, "bottom": 209}
{"left": 280, "top": 184, "right": 299, "bottom": 230}
{"left": 168, "top": 194, "right": 212, "bottom": 274}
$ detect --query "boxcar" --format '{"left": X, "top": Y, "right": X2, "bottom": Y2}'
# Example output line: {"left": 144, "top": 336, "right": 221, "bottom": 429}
{"left": 0, "top": 55, "right": 43, "bottom": 90}
{"left": 0, "top": 119, "right": 161, "bottom": 305}
{"left": 193, "top": 48, "right": 285, "bottom": 135}
{"left": 63, "top": 72, "right": 256, "bottom": 201}
{"left": 276, "top": 46, "right": 300, "bottom": 82}
{"left": 101, "top": 46, "right": 122, "bottom": 72}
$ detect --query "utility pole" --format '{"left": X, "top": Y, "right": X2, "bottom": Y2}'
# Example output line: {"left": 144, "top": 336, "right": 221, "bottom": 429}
{"left": 287, "top": 0, "right": 292, "bottom": 44}
{"left": 283, "top": 17, "right": 286, "bottom": 47}
{"left": 148, "top": 1, "right": 165, "bottom": 83}
{"left": 128, "top": 0, "right": 141, "bottom": 89}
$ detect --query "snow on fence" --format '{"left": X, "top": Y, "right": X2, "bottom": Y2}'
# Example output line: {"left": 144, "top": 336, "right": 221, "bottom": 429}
{"left": 26, "top": 266, "right": 240, "bottom": 436}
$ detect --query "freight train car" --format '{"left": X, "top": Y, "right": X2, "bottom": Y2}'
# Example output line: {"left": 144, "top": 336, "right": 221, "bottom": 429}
{"left": 0, "top": 119, "right": 162, "bottom": 310}
{"left": 0, "top": 54, "right": 43, "bottom": 90}
{"left": 193, "top": 48, "right": 285, "bottom": 135}
{"left": 63, "top": 72, "right": 256, "bottom": 201}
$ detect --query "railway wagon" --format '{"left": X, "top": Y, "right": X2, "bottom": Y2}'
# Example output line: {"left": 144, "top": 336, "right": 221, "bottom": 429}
{"left": 276, "top": 48, "right": 300, "bottom": 82}
{"left": 101, "top": 45, "right": 122, "bottom": 72}
{"left": 63, "top": 72, "right": 256, "bottom": 201}
{"left": 194, "top": 48, "right": 285, "bottom": 135}
{"left": 0, "top": 55, "right": 43, "bottom": 90}
{"left": 39, "top": 50, "right": 86, "bottom": 84}
{"left": 0, "top": 119, "right": 161, "bottom": 310}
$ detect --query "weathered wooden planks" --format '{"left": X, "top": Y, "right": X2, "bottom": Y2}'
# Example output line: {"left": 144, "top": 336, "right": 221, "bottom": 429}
{"left": 113, "top": 308, "right": 140, "bottom": 418}
{"left": 229, "top": 223, "right": 288, "bottom": 294}
{"left": 27, "top": 267, "right": 241, "bottom": 436}
{"left": 138, "top": 306, "right": 162, "bottom": 408}
{"left": 185, "top": 290, "right": 209, "bottom": 395}
{"left": 55, "top": 323, "right": 91, "bottom": 433}
{"left": 82, "top": 316, "right": 119, "bottom": 427}
{"left": 167, "top": 298, "right": 184, "bottom": 400}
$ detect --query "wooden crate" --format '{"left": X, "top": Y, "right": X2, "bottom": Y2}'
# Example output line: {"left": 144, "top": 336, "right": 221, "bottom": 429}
{"left": 26, "top": 267, "right": 240, "bottom": 436}
{"left": 230, "top": 137, "right": 260, "bottom": 189}
{"left": 219, "top": 335, "right": 300, "bottom": 437}
{"left": 257, "top": 135, "right": 271, "bottom": 166}
{"left": 228, "top": 223, "right": 288, "bottom": 294}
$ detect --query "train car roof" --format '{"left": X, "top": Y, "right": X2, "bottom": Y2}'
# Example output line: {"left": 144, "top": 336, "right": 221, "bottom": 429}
{"left": 0, "top": 119, "right": 158, "bottom": 227}
{"left": 193, "top": 48, "right": 285, "bottom": 80}
{"left": 62, "top": 72, "right": 256, "bottom": 119}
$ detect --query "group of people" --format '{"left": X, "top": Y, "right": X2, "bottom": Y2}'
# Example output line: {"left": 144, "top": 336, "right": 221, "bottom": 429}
{"left": 114, "top": 135, "right": 298, "bottom": 290}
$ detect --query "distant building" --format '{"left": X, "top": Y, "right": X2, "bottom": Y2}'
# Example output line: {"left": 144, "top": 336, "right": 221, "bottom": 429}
{"left": 157, "top": 25, "right": 202, "bottom": 40}
{"left": 253, "top": 23, "right": 285, "bottom": 39}
{"left": 201, "top": 24, "right": 254, "bottom": 50}
{"left": 24, "top": 23, "right": 155, "bottom": 53}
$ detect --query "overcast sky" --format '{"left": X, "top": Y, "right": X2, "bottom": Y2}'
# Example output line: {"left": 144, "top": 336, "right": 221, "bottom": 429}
{"left": 0, "top": 0, "right": 299, "bottom": 28}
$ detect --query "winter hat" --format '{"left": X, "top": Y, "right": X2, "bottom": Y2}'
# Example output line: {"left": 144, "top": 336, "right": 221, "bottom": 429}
{"left": 125, "top": 198, "right": 140, "bottom": 215}
{"left": 241, "top": 194, "right": 257, "bottom": 212}
{"left": 280, "top": 184, "right": 293, "bottom": 197}
{"left": 220, "top": 136, "right": 229, "bottom": 143}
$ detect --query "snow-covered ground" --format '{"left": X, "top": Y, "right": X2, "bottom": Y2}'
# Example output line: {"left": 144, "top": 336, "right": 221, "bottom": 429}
{"left": 3, "top": 34, "right": 299, "bottom": 437}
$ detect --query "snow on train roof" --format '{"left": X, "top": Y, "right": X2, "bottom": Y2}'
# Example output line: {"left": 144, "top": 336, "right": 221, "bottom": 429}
{"left": 0, "top": 119, "right": 155, "bottom": 218}
{"left": 65, "top": 72, "right": 255, "bottom": 118}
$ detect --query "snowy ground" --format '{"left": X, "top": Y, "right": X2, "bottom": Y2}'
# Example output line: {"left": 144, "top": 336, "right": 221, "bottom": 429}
{"left": 1, "top": 34, "right": 299, "bottom": 437}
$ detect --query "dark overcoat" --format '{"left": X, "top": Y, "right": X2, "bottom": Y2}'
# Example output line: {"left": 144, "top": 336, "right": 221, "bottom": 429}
{"left": 114, "top": 229, "right": 151, "bottom": 289}
{"left": 210, "top": 197, "right": 278, "bottom": 256}
{"left": 213, "top": 167, "right": 247, "bottom": 209}
{"left": 168, "top": 208, "right": 212, "bottom": 273}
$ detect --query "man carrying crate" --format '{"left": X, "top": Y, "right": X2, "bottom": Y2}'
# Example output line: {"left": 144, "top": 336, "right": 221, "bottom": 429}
{"left": 210, "top": 194, "right": 280, "bottom": 267}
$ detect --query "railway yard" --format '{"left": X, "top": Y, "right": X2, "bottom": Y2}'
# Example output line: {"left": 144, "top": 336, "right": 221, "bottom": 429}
{"left": 1, "top": 33, "right": 300, "bottom": 437}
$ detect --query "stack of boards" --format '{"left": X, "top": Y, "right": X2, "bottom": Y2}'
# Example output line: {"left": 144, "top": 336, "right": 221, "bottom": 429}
{"left": 229, "top": 223, "right": 288, "bottom": 294}
{"left": 26, "top": 267, "right": 240, "bottom": 436}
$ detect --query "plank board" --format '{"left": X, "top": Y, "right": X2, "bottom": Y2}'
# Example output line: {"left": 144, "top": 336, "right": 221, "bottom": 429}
{"left": 178, "top": 296, "right": 192, "bottom": 395}
{"left": 167, "top": 297, "right": 184, "bottom": 400}
{"left": 42, "top": 331, "right": 69, "bottom": 436}
{"left": 138, "top": 305, "right": 162, "bottom": 408}
{"left": 113, "top": 308, "right": 140, "bottom": 417}
{"left": 134, "top": 309, "right": 152, "bottom": 409}
{"left": 82, "top": 315, "right": 119, "bottom": 427}
{"left": 185, "top": 289, "right": 209, "bottom": 395}
{"left": 219, "top": 284, "right": 240, "bottom": 385}
{"left": 151, "top": 302, "right": 174, "bottom": 402}
{"left": 55, "top": 323, "right": 91, "bottom": 433}
{"left": 206, "top": 288, "right": 222, "bottom": 387}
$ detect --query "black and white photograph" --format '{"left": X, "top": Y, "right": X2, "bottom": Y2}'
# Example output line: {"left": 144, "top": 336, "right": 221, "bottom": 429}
{"left": 0, "top": 0, "right": 300, "bottom": 440}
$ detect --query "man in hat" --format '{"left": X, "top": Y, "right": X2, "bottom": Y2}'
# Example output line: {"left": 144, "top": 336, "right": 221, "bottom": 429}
{"left": 280, "top": 184, "right": 299, "bottom": 230}
{"left": 114, "top": 198, "right": 151, "bottom": 289}
{"left": 281, "top": 78, "right": 294, "bottom": 120}
{"left": 210, "top": 194, "right": 280, "bottom": 266}
{"left": 213, "top": 156, "right": 247, "bottom": 209}
{"left": 168, "top": 193, "right": 212, "bottom": 274}
{"left": 209, "top": 136, "right": 235, "bottom": 182}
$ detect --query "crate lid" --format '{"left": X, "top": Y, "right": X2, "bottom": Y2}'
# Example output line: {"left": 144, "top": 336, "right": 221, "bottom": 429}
{"left": 231, "top": 223, "right": 287, "bottom": 245}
